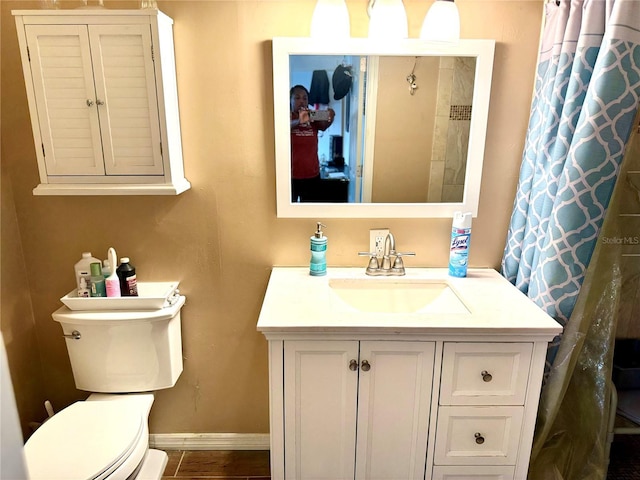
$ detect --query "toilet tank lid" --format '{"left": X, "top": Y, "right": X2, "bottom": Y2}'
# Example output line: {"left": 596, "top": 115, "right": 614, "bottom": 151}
{"left": 52, "top": 295, "right": 185, "bottom": 324}
{"left": 24, "top": 401, "right": 144, "bottom": 480}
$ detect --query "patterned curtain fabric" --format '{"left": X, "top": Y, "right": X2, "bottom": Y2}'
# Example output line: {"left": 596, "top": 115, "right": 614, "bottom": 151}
{"left": 501, "top": 0, "right": 640, "bottom": 478}
{"left": 502, "top": 0, "right": 640, "bottom": 357}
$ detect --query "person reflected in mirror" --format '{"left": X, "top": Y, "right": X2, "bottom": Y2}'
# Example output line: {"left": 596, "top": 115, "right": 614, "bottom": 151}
{"left": 290, "top": 85, "right": 335, "bottom": 202}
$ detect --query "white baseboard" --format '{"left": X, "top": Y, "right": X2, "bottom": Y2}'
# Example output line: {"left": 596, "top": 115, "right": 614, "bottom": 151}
{"left": 149, "top": 433, "right": 270, "bottom": 451}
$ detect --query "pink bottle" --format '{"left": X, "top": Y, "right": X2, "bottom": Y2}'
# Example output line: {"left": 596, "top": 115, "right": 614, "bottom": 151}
{"left": 105, "top": 247, "right": 121, "bottom": 297}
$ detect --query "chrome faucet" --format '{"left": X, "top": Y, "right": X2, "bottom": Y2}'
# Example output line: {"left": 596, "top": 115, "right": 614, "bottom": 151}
{"left": 380, "top": 232, "right": 395, "bottom": 271}
{"left": 358, "top": 232, "right": 415, "bottom": 276}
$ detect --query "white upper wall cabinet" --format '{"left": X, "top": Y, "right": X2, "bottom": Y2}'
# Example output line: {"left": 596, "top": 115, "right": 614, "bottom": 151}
{"left": 13, "top": 9, "right": 190, "bottom": 196}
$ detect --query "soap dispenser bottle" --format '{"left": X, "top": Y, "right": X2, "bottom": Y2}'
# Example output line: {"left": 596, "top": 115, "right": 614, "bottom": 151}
{"left": 310, "top": 222, "right": 327, "bottom": 276}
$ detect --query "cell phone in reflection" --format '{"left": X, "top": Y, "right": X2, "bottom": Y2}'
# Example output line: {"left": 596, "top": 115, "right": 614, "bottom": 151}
{"left": 309, "top": 110, "right": 330, "bottom": 122}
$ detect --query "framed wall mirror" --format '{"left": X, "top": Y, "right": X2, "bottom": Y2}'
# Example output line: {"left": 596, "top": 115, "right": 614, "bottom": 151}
{"left": 273, "top": 37, "right": 495, "bottom": 218}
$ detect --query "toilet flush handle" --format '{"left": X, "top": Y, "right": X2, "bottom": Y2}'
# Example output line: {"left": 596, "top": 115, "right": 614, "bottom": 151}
{"left": 63, "top": 330, "right": 81, "bottom": 340}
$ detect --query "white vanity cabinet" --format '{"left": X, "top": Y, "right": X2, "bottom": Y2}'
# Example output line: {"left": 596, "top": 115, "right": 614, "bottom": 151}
{"left": 13, "top": 9, "right": 190, "bottom": 196}
{"left": 283, "top": 340, "right": 435, "bottom": 480}
{"left": 257, "top": 268, "right": 563, "bottom": 480}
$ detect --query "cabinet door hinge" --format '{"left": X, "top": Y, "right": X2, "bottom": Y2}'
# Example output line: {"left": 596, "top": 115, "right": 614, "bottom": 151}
{"left": 151, "top": 45, "right": 155, "bottom": 62}
{"left": 27, "top": 46, "right": 31, "bottom": 62}
{"left": 42, "top": 143, "right": 45, "bottom": 157}
{"left": 159, "top": 142, "right": 163, "bottom": 156}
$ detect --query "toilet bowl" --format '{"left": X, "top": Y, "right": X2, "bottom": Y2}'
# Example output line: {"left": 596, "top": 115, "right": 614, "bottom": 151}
{"left": 24, "top": 394, "right": 160, "bottom": 480}
{"left": 25, "top": 294, "right": 186, "bottom": 480}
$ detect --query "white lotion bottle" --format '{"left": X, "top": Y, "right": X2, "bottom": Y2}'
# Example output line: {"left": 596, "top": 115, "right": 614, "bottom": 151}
{"left": 105, "top": 247, "right": 121, "bottom": 297}
{"left": 74, "top": 252, "right": 101, "bottom": 291}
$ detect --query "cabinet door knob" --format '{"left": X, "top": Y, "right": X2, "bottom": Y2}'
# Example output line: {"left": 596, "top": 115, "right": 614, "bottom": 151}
{"left": 349, "top": 359, "right": 358, "bottom": 371}
{"left": 96, "top": 99, "right": 105, "bottom": 106}
{"left": 481, "top": 370, "right": 492, "bottom": 382}
{"left": 361, "top": 360, "right": 371, "bottom": 372}
{"left": 86, "top": 99, "right": 94, "bottom": 107}
{"left": 474, "top": 432, "right": 485, "bottom": 444}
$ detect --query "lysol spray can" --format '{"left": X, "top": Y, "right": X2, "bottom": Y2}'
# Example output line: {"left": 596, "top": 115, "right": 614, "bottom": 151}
{"left": 449, "top": 212, "right": 472, "bottom": 278}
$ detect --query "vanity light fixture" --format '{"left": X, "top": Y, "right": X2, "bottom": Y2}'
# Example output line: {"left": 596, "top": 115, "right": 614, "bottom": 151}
{"left": 420, "top": 0, "right": 460, "bottom": 44}
{"left": 368, "top": 0, "right": 408, "bottom": 40}
{"left": 311, "top": 0, "right": 350, "bottom": 39}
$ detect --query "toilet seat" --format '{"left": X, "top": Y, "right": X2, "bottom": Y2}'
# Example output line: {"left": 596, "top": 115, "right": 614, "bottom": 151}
{"left": 24, "top": 400, "right": 146, "bottom": 480}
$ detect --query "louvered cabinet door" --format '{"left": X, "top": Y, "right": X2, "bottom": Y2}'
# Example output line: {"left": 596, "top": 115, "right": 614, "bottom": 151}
{"left": 89, "top": 25, "right": 163, "bottom": 176}
{"left": 25, "top": 25, "right": 105, "bottom": 176}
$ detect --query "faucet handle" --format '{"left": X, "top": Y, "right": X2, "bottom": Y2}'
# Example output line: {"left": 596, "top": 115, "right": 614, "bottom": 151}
{"left": 359, "top": 252, "right": 381, "bottom": 275}
{"left": 390, "top": 252, "right": 415, "bottom": 276}
{"left": 367, "top": 256, "right": 380, "bottom": 271}
{"left": 389, "top": 256, "right": 405, "bottom": 276}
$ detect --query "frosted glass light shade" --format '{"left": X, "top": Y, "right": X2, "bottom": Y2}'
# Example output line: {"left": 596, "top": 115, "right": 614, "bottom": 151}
{"left": 420, "top": 0, "right": 460, "bottom": 43}
{"left": 311, "top": 0, "right": 350, "bottom": 39}
{"left": 368, "top": 0, "right": 408, "bottom": 40}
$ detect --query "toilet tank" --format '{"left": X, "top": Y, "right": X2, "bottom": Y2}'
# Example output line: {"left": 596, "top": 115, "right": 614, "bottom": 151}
{"left": 52, "top": 296, "right": 185, "bottom": 393}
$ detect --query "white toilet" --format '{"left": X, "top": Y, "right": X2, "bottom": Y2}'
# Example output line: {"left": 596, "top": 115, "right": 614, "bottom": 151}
{"left": 23, "top": 295, "right": 186, "bottom": 480}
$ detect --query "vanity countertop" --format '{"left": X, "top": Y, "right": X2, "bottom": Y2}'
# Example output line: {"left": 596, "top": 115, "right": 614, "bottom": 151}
{"left": 257, "top": 267, "right": 563, "bottom": 339}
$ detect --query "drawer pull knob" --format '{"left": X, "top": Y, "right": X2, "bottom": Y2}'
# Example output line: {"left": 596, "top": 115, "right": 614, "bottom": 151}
{"left": 475, "top": 432, "right": 485, "bottom": 444}
{"left": 481, "top": 370, "right": 492, "bottom": 382}
{"left": 361, "top": 360, "right": 371, "bottom": 372}
{"left": 349, "top": 359, "right": 358, "bottom": 371}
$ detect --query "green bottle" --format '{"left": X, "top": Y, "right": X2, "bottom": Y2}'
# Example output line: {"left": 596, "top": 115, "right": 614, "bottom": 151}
{"left": 89, "top": 262, "right": 107, "bottom": 297}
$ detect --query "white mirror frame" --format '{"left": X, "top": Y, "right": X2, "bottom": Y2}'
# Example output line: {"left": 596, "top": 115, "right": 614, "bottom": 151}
{"left": 273, "top": 37, "right": 495, "bottom": 218}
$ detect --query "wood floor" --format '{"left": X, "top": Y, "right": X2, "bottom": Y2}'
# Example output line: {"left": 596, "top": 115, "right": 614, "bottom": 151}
{"left": 161, "top": 450, "right": 270, "bottom": 479}
{"left": 160, "top": 436, "right": 638, "bottom": 479}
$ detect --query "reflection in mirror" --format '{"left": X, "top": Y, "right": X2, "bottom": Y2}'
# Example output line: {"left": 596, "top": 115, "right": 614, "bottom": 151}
{"left": 274, "top": 38, "right": 495, "bottom": 218}
{"left": 365, "top": 55, "right": 476, "bottom": 204}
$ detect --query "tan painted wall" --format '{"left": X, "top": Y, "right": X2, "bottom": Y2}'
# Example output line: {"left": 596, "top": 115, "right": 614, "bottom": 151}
{"left": 0, "top": 0, "right": 543, "bottom": 437}
{"left": 372, "top": 56, "right": 439, "bottom": 203}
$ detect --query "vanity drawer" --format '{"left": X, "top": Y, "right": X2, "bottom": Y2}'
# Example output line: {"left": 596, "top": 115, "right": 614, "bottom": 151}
{"left": 432, "top": 465, "right": 515, "bottom": 480}
{"left": 440, "top": 343, "right": 533, "bottom": 405}
{"left": 434, "top": 406, "right": 524, "bottom": 466}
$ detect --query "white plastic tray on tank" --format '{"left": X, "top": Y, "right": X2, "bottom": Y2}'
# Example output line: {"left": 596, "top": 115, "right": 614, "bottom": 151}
{"left": 60, "top": 282, "right": 180, "bottom": 311}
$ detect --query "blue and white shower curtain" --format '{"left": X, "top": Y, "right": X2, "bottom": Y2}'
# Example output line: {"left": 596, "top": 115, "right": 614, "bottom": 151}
{"left": 502, "top": 0, "right": 640, "bottom": 357}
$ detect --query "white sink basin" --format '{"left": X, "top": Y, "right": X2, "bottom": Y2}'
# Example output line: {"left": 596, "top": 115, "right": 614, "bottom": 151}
{"left": 257, "top": 268, "right": 565, "bottom": 333}
{"left": 329, "top": 278, "right": 469, "bottom": 314}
